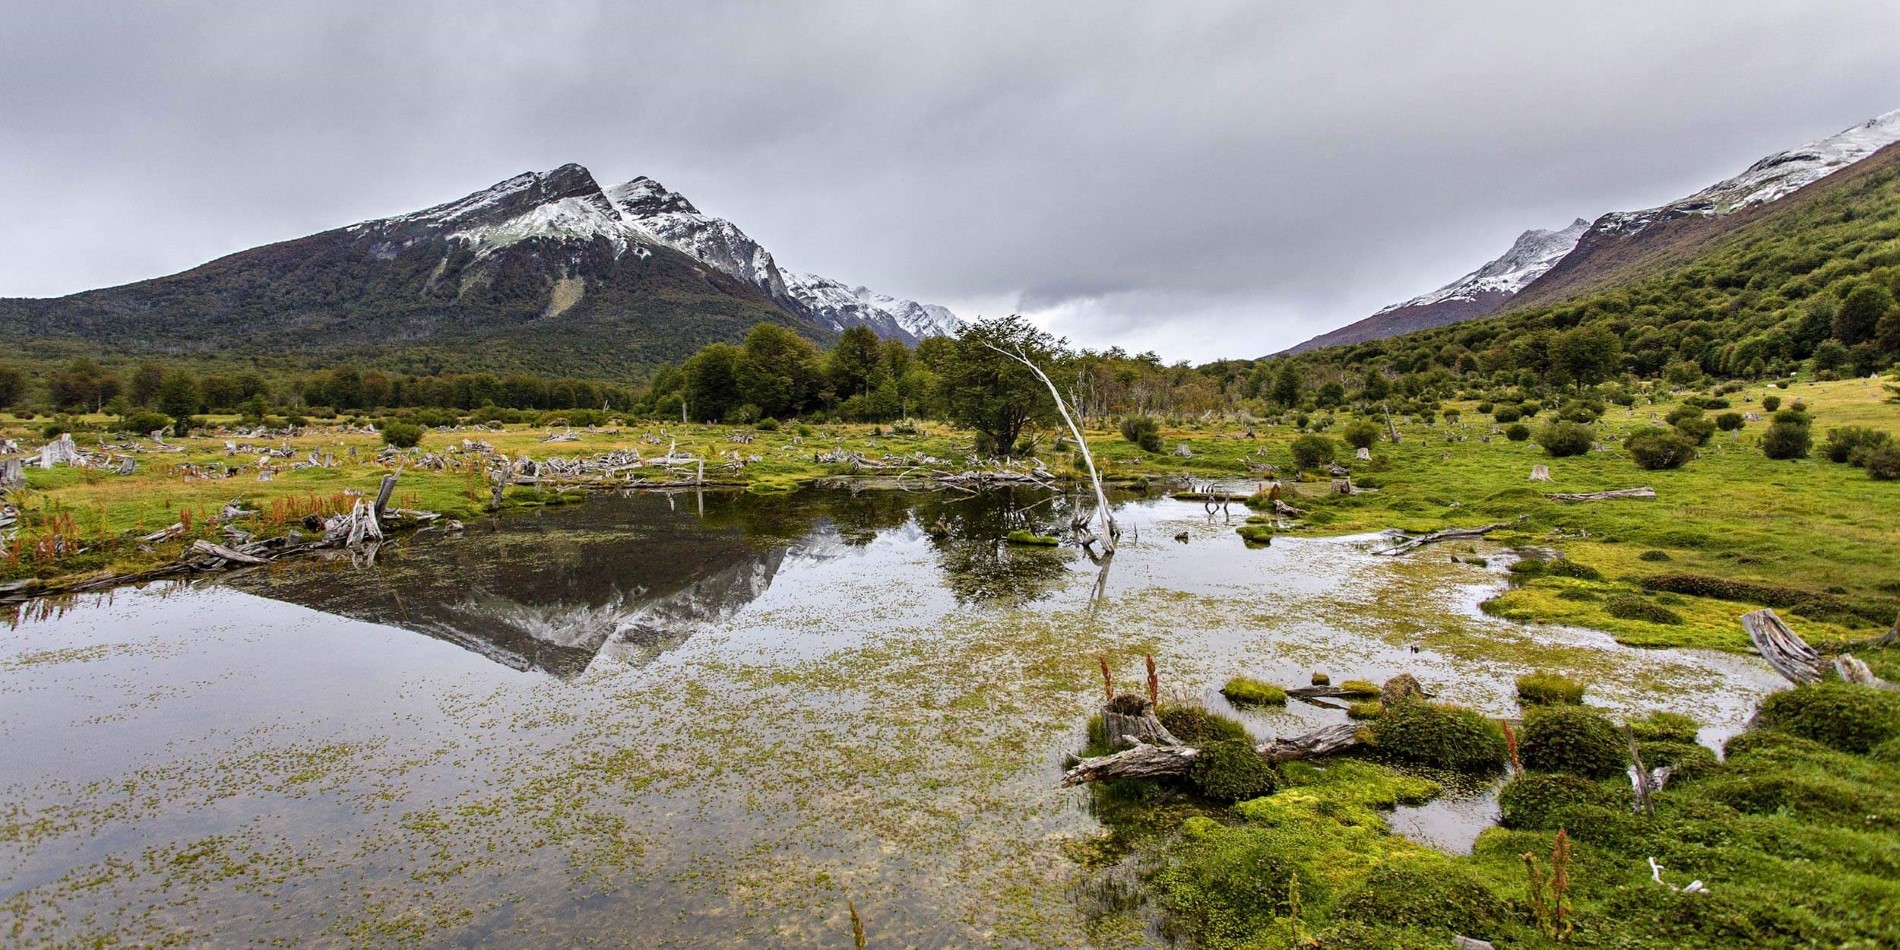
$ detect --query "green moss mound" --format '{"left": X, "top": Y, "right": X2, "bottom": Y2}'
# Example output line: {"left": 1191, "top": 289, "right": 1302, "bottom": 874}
{"left": 1346, "top": 700, "right": 1383, "bottom": 720}
{"left": 1003, "top": 529, "right": 1058, "bottom": 546}
{"left": 1365, "top": 702, "right": 1507, "bottom": 772}
{"left": 1757, "top": 682, "right": 1900, "bottom": 754}
{"left": 1333, "top": 859, "right": 1509, "bottom": 937}
{"left": 1188, "top": 740, "right": 1281, "bottom": 803}
{"left": 1606, "top": 593, "right": 1685, "bottom": 625}
{"left": 1153, "top": 818, "right": 1327, "bottom": 945}
{"left": 1497, "top": 772, "right": 1623, "bottom": 829}
{"left": 1220, "top": 675, "right": 1287, "bottom": 706}
{"left": 1336, "top": 679, "right": 1381, "bottom": 698}
{"left": 1627, "top": 710, "right": 1700, "bottom": 744}
{"left": 1518, "top": 705, "right": 1627, "bottom": 778}
{"left": 1515, "top": 670, "right": 1585, "bottom": 705}
{"left": 1635, "top": 740, "right": 1718, "bottom": 781}
{"left": 1234, "top": 522, "right": 1273, "bottom": 546}
{"left": 1158, "top": 705, "right": 1249, "bottom": 746}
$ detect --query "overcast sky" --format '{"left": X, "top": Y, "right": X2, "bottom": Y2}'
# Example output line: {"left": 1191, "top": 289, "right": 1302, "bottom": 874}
{"left": 3, "top": 1, "right": 1898, "bottom": 361}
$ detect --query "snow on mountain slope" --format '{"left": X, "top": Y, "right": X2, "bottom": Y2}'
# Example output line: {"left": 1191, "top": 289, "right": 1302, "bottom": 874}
{"left": 1591, "top": 108, "right": 1900, "bottom": 239}
{"left": 605, "top": 175, "right": 961, "bottom": 343}
{"left": 355, "top": 163, "right": 653, "bottom": 259}
{"left": 1376, "top": 219, "right": 1590, "bottom": 314}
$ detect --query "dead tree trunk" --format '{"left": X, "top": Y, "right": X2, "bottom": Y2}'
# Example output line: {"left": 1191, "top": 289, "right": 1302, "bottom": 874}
{"left": 1545, "top": 487, "right": 1655, "bottom": 502}
{"left": 983, "top": 341, "right": 1117, "bottom": 551}
{"left": 1257, "top": 723, "right": 1361, "bottom": 762}
{"left": 1834, "top": 654, "right": 1898, "bottom": 691}
{"left": 1059, "top": 742, "right": 1199, "bottom": 787}
{"left": 373, "top": 472, "right": 399, "bottom": 517}
{"left": 0, "top": 458, "right": 22, "bottom": 491}
{"left": 1101, "top": 693, "right": 1182, "bottom": 748}
{"left": 1376, "top": 522, "right": 1510, "bottom": 556}
{"left": 1740, "top": 609, "right": 1822, "bottom": 685}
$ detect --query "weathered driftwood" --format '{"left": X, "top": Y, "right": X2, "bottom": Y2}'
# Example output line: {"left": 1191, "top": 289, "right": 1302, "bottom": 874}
{"left": 1, "top": 457, "right": 24, "bottom": 490}
{"left": 1453, "top": 938, "right": 1497, "bottom": 950}
{"left": 981, "top": 340, "right": 1119, "bottom": 551}
{"left": 1627, "top": 728, "right": 1656, "bottom": 816}
{"left": 1376, "top": 522, "right": 1510, "bottom": 556}
{"left": 1059, "top": 742, "right": 1199, "bottom": 787}
{"left": 1257, "top": 723, "right": 1362, "bottom": 762}
{"left": 191, "top": 539, "right": 269, "bottom": 565}
{"left": 373, "top": 472, "right": 399, "bottom": 516}
{"left": 1740, "top": 608, "right": 1822, "bottom": 685}
{"left": 1545, "top": 486, "right": 1656, "bottom": 502}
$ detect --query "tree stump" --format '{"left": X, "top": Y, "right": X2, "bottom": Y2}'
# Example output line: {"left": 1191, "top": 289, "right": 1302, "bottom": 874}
{"left": 1740, "top": 609, "right": 1821, "bottom": 684}
{"left": 1529, "top": 464, "right": 1551, "bottom": 482}
{"left": 1101, "top": 694, "right": 1181, "bottom": 748}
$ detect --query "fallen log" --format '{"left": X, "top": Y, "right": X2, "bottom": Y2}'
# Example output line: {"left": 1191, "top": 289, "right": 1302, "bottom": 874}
{"left": 1257, "top": 723, "right": 1361, "bottom": 762}
{"left": 190, "top": 539, "right": 269, "bottom": 565}
{"left": 1376, "top": 522, "right": 1510, "bottom": 556}
{"left": 1059, "top": 742, "right": 1199, "bottom": 787}
{"left": 1545, "top": 487, "right": 1656, "bottom": 502}
{"left": 1740, "top": 608, "right": 1822, "bottom": 685}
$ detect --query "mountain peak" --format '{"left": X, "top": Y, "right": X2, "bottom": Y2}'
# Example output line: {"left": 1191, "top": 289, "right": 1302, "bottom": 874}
{"left": 606, "top": 176, "right": 699, "bottom": 217}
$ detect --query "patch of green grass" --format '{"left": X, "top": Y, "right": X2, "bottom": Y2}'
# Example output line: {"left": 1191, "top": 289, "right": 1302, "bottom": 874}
{"left": 1221, "top": 676, "right": 1287, "bottom": 706}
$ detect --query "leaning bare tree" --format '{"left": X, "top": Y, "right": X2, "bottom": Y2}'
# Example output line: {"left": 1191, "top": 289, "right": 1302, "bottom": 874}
{"left": 983, "top": 338, "right": 1120, "bottom": 552}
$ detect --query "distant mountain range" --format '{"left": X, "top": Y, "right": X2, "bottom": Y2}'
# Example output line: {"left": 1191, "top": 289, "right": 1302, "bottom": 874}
{"left": 1282, "top": 107, "right": 1900, "bottom": 354}
{"left": 0, "top": 164, "right": 960, "bottom": 377}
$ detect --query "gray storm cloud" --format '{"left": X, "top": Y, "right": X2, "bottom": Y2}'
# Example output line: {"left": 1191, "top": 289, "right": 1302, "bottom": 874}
{"left": 2, "top": 0, "right": 1897, "bottom": 360}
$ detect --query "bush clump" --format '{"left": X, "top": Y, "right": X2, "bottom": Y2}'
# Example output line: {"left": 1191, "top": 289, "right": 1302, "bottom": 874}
{"left": 1342, "top": 419, "right": 1382, "bottom": 450}
{"left": 1497, "top": 772, "right": 1622, "bottom": 829}
{"left": 1606, "top": 594, "right": 1684, "bottom": 625}
{"left": 1515, "top": 670, "right": 1585, "bottom": 706}
{"left": 1188, "top": 741, "right": 1281, "bottom": 802}
{"left": 1864, "top": 444, "right": 1900, "bottom": 480}
{"left": 1756, "top": 683, "right": 1900, "bottom": 754}
{"left": 1220, "top": 676, "right": 1287, "bottom": 707}
{"left": 1714, "top": 411, "right": 1745, "bottom": 431}
{"left": 1332, "top": 860, "right": 1508, "bottom": 936}
{"left": 1503, "top": 422, "right": 1530, "bottom": 441}
{"left": 1158, "top": 705, "right": 1248, "bottom": 746}
{"left": 1760, "top": 415, "right": 1812, "bottom": 460}
{"left": 1821, "top": 425, "right": 1891, "bottom": 463}
{"left": 1626, "top": 426, "right": 1696, "bottom": 470}
{"left": 1365, "top": 702, "right": 1508, "bottom": 772}
{"left": 1153, "top": 819, "right": 1325, "bottom": 944}
{"left": 1546, "top": 558, "right": 1602, "bottom": 580}
{"left": 1492, "top": 405, "right": 1523, "bottom": 423}
{"left": 379, "top": 420, "right": 424, "bottom": 448}
{"left": 1518, "top": 705, "right": 1627, "bottom": 778}
{"left": 1120, "top": 415, "right": 1163, "bottom": 453}
{"left": 1289, "top": 433, "right": 1337, "bottom": 471}
{"left": 1346, "top": 701, "right": 1383, "bottom": 720}
{"left": 1534, "top": 421, "right": 1594, "bottom": 458}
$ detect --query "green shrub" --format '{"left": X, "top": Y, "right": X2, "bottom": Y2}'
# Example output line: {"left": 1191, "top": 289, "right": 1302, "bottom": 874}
{"left": 1515, "top": 671, "right": 1585, "bottom": 706}
{"left": 1235, "top": 523, "right": 1273, "bottom": 547}
{"left": 1714, "top": 411, "right": 1745, "bottom": 431}
{"left": 1605, "top": 594, "right": 1684, "bottom": 625}
{"left": 1626, "top": 711, "right": 1699, "bottom": 743}
{"left": 1673, "top": 415, "right": 1716, "bottom": 445}
{"left": 1188, "top": 740, "right": 1281, "bottom": 802}
{"left": 1559, "top": 399, "right": 1605, "bottom": 423}
{"left": 115, "top": 410, "right": 172, "bottom": 434}
{"left": 1504, "top": 422, "right": 1530, "bottom": 441}
{"left": 1220, "top": 676, "right": 1287, "bottom": 707}
{"left": 1626, "top": 426, "right": 1695, "bottom": 469}
{"left": 1159, "top": 705, "right": 1250, "bottom": 746}
{"left": 1004, "top": 529, "right": 1058, "bottom": 546}
{"left": 1346, "top": 701, "right": 1383, "bottom": 720}
{"left": 1507, "top": 557, "right": 1546, "bottom": 577}
{"left": 1756, "top": 683, "right": 1900, "bottom": 754}
{"left": 754, "top": 417, "right": 779, "bottom": 431}
{"left": 1865, "top": 444, "right": 1900, "bottom": 480}
{"left": 1333, "top": 860, "right": 1508, "bottom": 935}
{"left": 1493, "top": 405, "right": 1523, "bottom": 423}
{"left": 1310, "top": 672, "right": 1331, "bottom": 686}
{"left": 1120, "top": 415, "right": 1162, "bottom": 453}
{"left": 1342, "top": 419, "right": 1381, "bottom": 449}
{"left": 1822, "top": 425, "right": 1892, "bottom": 463}
{"left": 1534, "top": 421, "right": 1594, "bottom": 457}
{"left": 1761, "top": 395, "right": 1782, "bottom": 412}
{"left": 1637, "top": 549, "right": 1673, "bottom": 562}
{"left": 1365, "top": 702, "right": 1508, "bottom": 772}
{"left": 1761, "top": 418, "right": 1811, "bottom": 459}
{"left": 1518, "top": 705, "right": 1627, "bottom": 778}
{"left": 380, "top": 420, "right": 424, "bottom": 448}
{"left": 1497, "top": 772, "right": 1622, "bottom": 829}
{"left": 1289, "top": 434, "right": 1336, "bottom": 471}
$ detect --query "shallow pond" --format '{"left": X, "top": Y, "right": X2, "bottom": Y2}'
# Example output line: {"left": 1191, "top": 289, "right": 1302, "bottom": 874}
{"left": 0, "top": 488, "right": 1781, "bottom": 946}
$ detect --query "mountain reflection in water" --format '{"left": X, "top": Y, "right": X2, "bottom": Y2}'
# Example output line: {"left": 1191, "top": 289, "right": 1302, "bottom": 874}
{"left": 226, "top": 487, "right": 1089, "bottom": 677}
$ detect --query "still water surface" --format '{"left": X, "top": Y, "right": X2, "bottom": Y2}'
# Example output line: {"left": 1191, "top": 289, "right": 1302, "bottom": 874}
{"left": 0, "top": 489, "right": 1779, "bottom": 946}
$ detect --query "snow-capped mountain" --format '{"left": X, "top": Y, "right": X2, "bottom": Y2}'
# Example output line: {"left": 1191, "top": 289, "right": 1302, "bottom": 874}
{"left": 1281, "top": 107, "right": 1900, "bottom": 355}
{"left": 1374, "top": 219, "right": 1590, "bottom": 315}
{"left": 604, "top": 174, "right": 961, "bottom": 343}
{"left": 1592, "top": 108, "right": 1900, "bottom": 239}
{"left": 782, "top": 270, "right": 965, "bottom": 342}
